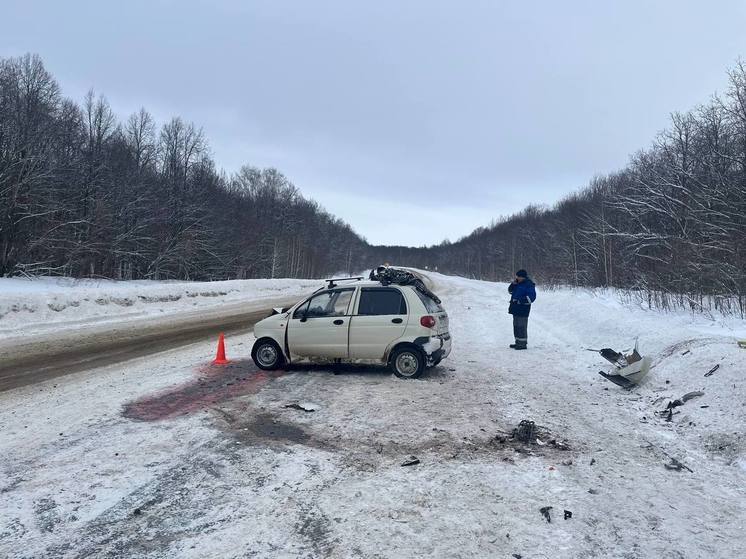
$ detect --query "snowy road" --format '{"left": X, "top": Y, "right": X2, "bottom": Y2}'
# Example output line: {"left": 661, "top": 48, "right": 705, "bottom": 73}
{"left": 0, "top": 297, "right": 298, "bottom": 392}
{"left": 1, "top": 272, "right": 745, "bottom": 558}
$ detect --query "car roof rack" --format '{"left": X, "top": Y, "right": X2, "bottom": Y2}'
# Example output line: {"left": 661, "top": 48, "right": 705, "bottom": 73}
{"left": 324, "top": 276, "right": 364, "bottom": 289}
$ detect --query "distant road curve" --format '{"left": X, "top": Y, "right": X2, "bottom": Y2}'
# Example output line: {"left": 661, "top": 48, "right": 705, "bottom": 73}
{"left": 0, "top": 296, "right": 302, "bottom": 392}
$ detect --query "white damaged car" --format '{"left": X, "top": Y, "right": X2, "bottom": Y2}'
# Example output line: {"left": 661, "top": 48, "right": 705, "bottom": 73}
{"left": 251, "top": 270, "right": 451, "bottom": 379}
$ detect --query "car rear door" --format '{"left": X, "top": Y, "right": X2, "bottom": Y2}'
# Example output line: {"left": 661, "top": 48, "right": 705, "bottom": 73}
{"left": 287, "top": 288, "right": 354, "bottom": 358}
{"left": 349, "top": 287, "right": 408, "bottom": 360}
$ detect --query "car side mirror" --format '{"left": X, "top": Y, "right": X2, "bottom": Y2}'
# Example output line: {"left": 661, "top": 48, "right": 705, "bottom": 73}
{"left": 299, "top": 310, "right": 308, "bottom": 323}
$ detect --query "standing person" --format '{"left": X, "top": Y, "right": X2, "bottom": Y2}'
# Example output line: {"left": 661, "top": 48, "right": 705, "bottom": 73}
{"left": 508, "top": 269, "right": 536, "bottom": 350}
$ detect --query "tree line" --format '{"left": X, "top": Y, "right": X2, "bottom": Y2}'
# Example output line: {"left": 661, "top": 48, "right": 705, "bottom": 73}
{"left": 0, "top": 54, "right": 368, "bottom": 280}
{"left": 372, "top": 62, "right": 746, "bottom": 316}
{"left": 2, "top": 54, "right": 745, "bottom": 315}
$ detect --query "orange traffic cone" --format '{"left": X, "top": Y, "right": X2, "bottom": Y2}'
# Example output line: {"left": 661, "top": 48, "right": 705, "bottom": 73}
{"left": 212, "top": 333, "right": 230, "bottom": 365}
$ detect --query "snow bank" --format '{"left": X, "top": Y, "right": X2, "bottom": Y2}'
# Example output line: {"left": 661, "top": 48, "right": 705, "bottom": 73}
{"left": 0, "top": 276, "right": 319, "bottom": 337}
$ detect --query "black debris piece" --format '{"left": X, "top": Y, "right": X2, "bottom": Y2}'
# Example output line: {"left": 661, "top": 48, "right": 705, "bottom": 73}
{"left": 549, "top": 439, "right": 572, "bottom": 451}
{"left": 514, "top": 420, "right": 536, "bottom": 443}
{"left": 539, "top": 506, "right": 552, "bottom": 523}
{"left": 588, "top": 489, "right": 599, "bottom": 495}
{"left": 590, "top": 458, "right": 596, "bottom": 466}
{"left": 681, "top": 391, "right": 704, "bottom": 402}
{"left": 512, "top": 555, "right": 522, "bottom": 559}
{"left": 681, "top": 349, "right": 691, "bottom": 356}
{"left": 598, "top": 371, "right": 635, "bottom": 389}
{"left": 704, "top": 364, "right": 719, "bottom": 377}
{"left": 664, "top": 457, "right": 693, "bottom": 472}
{"left": 401, "top": 456, "right": 420, "bottom": 467}
{"left": 665, "top": 399, "right": 684, "bottom": 411}
{"left": 283, "top": 403, "right": 316, "bottom": 412}
{"left": 133, "top": 508, "right": 142, "bottom": 516}
{"left": 564, "top": 510, "right": 573, "bottom": 520}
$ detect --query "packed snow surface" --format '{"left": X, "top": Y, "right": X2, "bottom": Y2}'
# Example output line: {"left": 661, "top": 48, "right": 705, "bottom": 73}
{"left": 1, "top": 272, "right": 744, "bottom": 558}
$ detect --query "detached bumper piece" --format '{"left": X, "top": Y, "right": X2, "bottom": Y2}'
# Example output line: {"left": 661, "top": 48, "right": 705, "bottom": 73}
{"left": 596, "top": 340, "right": 652, "bottom": 389}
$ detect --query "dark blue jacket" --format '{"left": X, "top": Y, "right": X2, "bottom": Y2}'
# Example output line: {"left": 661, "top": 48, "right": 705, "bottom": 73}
{"left": 508, "top": 278, "right": 536, "bottom": 317}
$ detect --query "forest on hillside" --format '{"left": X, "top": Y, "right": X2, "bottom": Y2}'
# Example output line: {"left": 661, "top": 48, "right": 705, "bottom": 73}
{"left": 0, "top": 54, "right": 368, "bottom": 281}
{"left": 2, "top": 54, "right": 745, "bottom": 315}
{"left": 372, "top": 63, "right": 746, "bottom": 316}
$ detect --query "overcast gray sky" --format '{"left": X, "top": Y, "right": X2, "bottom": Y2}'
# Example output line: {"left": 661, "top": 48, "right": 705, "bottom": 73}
{"left": 3, "top": 1, "right": 746, "bottom": 246}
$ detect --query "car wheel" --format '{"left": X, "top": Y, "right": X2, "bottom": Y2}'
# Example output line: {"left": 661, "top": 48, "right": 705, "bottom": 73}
{"left": 390, "top": 346, "right": 425, "bottom": 379}
{"left": 251, "top": 338, "right": 285, "bottom": 370}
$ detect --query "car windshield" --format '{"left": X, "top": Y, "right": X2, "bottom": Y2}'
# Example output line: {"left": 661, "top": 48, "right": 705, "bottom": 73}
{"left": 414, "top": 289, "right": 443, "bottom": 313}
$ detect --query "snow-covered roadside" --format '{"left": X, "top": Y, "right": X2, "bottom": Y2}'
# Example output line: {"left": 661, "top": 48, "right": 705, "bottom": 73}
{"left": 0, "top": 277, "right": 318, "bottom": 338}
{"left": 0, "top": 271, "right": 744, "bottom": 558}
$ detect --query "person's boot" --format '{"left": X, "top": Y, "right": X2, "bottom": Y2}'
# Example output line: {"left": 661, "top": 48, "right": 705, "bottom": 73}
{"left": 513, "top": 343, "right": 527, "bottom": 350}
{"left": 509, "top": 343, "right": 518, "bottom": 349}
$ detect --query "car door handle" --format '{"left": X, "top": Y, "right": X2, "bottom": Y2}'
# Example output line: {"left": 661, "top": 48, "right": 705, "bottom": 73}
{"left": 333, "top": 319, "right": 344, "bottom": 325}
{"left": 391, "top": 318, "right": 403, "bottom": 324}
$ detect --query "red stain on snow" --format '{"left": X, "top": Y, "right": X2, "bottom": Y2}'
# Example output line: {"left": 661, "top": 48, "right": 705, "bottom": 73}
{"left": 122, "top": 359, "right": 285, "bottom": 421}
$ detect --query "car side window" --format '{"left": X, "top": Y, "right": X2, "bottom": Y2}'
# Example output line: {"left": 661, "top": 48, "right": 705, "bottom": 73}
{"left": 293, "top": 288, "right": 354, "bottom": 319}
{"left": 357, "top": 288, "right": 407, "bottom": 315}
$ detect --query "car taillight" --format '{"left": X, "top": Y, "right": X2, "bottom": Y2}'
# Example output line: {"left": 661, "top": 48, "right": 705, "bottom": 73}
{"left": 420, "top": 315, "right": 436, "bottom": 328}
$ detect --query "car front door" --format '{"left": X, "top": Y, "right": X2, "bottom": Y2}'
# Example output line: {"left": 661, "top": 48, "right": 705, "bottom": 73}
{"left": 349, "top": 287, "right": 409, "bottom": 360}
{"left": 287, "top": 288, "right": 354, "bottom": 359}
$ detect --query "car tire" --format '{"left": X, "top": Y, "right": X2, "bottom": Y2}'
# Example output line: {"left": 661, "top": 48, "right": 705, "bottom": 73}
{"left": 390, "top": 346, "right": 425, "bottom": 379}
{"left": 251, "top": 338, "right": 285, "bottom": 370}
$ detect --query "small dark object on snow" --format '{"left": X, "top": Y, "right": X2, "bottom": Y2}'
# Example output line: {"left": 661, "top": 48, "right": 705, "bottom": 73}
{"left": 704, "top": 364, "right": 719, "bottom": 377}
{"left": 598, "top": 371, "right": 635, "bottom": 389}
{"left": 700, "top": 405, "right": 709, "bottom": 409}
{"left": 283, "top": 403, "right": 316, "bottom": 412}
{"left": 664, "top": 457, "right": 693, "bottom": 472}
{"left": 133, "top": 508, "right": 142, "bottom": 516}
{"left": 539, "top": 506, "right": 552, "bottom": 523}
{"left": 665, "top": 399, "right": 684, "bottom": 411}
{"left": 588, "top": 489, "right": 599, "bottom": 495}
{"left": 512, "top": 555, "right": 522, "bottom": 559}
{"left": 401, "top": 456, "right": 420, "bottom": 467}
{"left": 681, "top": 349, "right": 691, "bottom": 356}
{"left": 564, "top": 510, "right": 573, "bottom": 520}
{"left": 662, "top": 391, "right": 704, "bottom": 415}
{"left": 549, "top": 439, "right": 571, "bottom": 451}
{"left": 590, "top": 458, "right": 596, "bottom": 466}
{"left": 514, "top": 420, "right": 536, "bottom": 443}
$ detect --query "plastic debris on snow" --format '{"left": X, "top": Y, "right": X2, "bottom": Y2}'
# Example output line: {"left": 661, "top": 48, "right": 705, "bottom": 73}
{"left": 593, "top": 339, "right": 652, "bottom": 388}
